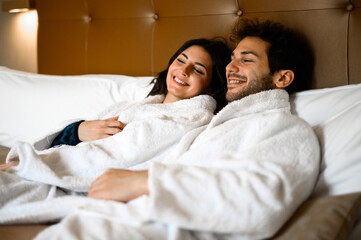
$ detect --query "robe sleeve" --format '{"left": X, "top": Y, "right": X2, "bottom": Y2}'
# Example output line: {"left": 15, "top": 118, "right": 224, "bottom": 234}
{"left": 50, "top": 120, "right": 84, "bottom": 147}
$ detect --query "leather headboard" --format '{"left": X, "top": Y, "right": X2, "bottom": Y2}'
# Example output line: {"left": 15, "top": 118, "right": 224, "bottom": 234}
{"left": 36, "top": 0, "right": 361, "bottom": 89}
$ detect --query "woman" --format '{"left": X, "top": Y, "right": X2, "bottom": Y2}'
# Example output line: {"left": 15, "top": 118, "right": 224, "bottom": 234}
{"left": 1, "top": 38, "right": 231, "bottom": 193}
{"left": 47, "top": 38, "right": 230, "bottom": 147}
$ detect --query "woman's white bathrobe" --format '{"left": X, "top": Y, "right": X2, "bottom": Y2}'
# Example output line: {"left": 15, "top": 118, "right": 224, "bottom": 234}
{"left": 32, "top": 90, "right": 320, "bottom": 240}
{"left": 2, "top": 94, "right": 216, "bottom": 193}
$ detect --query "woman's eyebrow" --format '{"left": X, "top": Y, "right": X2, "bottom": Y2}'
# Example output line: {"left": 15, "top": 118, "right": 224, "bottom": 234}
{"left": 181, "top": 53, "right": 206, "bottom": 69}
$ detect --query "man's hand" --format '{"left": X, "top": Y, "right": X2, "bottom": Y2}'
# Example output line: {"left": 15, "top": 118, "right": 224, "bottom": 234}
{"left": 0, "top": 161, "right": 19, "bottom": 172}
{"left": 88, "top": 169, "right": 149, "bottom": 202}
{"left": 78, "top": 116, "right": 125, "bottom": 142}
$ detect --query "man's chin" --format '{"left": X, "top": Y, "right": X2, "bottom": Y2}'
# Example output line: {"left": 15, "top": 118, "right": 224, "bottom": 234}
{"left": 226, "top": 92, "right": 240, "bottom": 102}
{"left": 226, "top": 87, "right": 242, "bottom": 101}
{"left": 226, "top": 86, "right": 253, "bottom": 102}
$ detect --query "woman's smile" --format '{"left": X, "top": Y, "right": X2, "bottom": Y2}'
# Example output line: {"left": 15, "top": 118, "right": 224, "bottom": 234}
{"left": 174, "top": 76, "right": 189, "bottom": 86}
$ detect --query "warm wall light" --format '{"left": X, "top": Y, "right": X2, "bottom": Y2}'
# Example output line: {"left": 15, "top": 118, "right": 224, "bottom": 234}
{"left": 20, "top": 10, "right": 38, "bottom": 34}
{"left": 2, "top": 0, "right": 36, "bottom": 13}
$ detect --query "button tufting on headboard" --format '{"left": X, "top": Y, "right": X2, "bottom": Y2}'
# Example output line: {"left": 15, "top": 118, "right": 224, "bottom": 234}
{"left": 84, "top": 15, "right": 92, "bottom": 23}
{"left": 36, "top": 0, "right": 361, "bottom": 89}
{"left": 346, "top": 3, "right": 354, "bottom": 11}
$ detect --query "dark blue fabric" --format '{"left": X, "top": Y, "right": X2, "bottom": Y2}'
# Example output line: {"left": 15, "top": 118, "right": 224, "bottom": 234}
{"left": 51, "top": 120, "right": 85, "bottom": 147}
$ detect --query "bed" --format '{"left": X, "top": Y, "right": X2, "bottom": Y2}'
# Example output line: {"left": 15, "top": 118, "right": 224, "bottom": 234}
{"left": 0, "top": 0, "right": 361, "bottom": 239}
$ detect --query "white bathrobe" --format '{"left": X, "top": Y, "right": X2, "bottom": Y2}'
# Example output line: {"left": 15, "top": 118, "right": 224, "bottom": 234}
{"left": 1, "top": 94, "right": 215, "bottom": 192}
{"left": 3, "top": 90, "right": 320, "bottom": 240}
{"left": 144, "top": 89, "right": 320, "bottom": 239}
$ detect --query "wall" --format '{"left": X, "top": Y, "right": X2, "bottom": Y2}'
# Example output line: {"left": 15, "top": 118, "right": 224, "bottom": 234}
{"left": 0, "top": 0, "right": 38, "bottom": 73}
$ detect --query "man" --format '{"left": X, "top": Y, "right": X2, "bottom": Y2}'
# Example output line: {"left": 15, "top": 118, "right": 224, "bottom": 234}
{"left": 42, "top": 19, "right": 320, "bottom": 239}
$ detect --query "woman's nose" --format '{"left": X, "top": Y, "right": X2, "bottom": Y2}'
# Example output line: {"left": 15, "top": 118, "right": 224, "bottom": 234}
{"left": 180, "top": 64, "right": 191, "bottom": 76}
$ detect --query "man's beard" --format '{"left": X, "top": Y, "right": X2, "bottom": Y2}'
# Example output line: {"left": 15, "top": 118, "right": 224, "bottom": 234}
{"left": 226, "top": 73, "right": 274, "bottom": 102}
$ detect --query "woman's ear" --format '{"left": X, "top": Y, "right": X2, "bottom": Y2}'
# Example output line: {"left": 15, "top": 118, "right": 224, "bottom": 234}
{"left": 272, "top": 70, "right": 295, "bottom": 89}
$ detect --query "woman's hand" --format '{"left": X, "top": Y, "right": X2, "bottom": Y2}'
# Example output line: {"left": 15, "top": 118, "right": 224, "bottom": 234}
{"left": 88, "top": 169, "right": 149, "bottom": 202}
{"left": 0, "top": 161, "right": 19, "bottom": 172}
{"left": 78, "top": 116, "right": 126, "bottom": 142}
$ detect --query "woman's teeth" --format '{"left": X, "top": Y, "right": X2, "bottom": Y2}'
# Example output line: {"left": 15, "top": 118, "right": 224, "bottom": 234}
{"left": 175, "top": 77, "right": 187, "bottom": 86}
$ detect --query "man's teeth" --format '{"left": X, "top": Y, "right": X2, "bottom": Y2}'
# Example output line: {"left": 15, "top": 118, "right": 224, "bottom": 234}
{"left": 229, "top": 80, "right": 244, "bottom": 84}
{"left": 175, "top": 77, "right": 187, "bottom": 85}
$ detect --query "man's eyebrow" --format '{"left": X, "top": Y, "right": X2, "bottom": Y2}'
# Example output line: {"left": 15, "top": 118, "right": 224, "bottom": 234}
{"left": 241, "top": 51, "right": 259, "bottom": 57}
{"left": 181, "top": 53, "right": 206, "bottom": 69}
{"left": 231, "top": 51, "right": 259, "bottom": 58}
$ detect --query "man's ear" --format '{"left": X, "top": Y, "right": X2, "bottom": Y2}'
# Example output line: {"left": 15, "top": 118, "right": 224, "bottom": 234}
{"left": 272, "top": 70, "right": 295, "bottom": 89}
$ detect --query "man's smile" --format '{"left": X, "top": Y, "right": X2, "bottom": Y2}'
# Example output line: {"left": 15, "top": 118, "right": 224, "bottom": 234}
{"left": 227, "top": 73, "right": 247, "bottom": 88}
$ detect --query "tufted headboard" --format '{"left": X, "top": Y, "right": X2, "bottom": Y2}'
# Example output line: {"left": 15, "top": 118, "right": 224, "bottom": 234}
{"left": 36, "top": 0, "right": 361, "bottom": 89}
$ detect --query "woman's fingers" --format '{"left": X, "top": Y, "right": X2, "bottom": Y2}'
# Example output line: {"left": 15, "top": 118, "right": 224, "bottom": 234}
{"left": 105, "top": 118, "right": 126, "bottom": 130}
{"left": 79, "top": 117, "right": 126, "bottom": 141}
{"left": 103, "top": 118, "right": 126, "bottom": 135}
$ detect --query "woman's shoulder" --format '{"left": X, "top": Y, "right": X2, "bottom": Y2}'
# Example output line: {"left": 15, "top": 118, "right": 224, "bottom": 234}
{"left": 176, "top": 95, "right": 216, "bottom": 110}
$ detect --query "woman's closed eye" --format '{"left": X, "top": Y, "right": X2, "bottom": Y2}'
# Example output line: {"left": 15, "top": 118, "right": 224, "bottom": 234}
{"left": 193, "top": 67, "right": 204, "bottom": 75}
{"left": 177, "top": 58, "right": 205, "bottom": 75}
{"left": 177, "top": 58, "right": 185, "bottom": 64}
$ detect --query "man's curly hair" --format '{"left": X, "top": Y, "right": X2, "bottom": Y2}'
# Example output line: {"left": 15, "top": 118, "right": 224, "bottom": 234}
{"left": 231, "top": 18, "right": 314, "bottom": 94}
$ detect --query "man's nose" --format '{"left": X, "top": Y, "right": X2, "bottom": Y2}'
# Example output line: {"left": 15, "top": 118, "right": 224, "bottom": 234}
{"left": 226, "top": 59, "right": 237, "bottom": 73}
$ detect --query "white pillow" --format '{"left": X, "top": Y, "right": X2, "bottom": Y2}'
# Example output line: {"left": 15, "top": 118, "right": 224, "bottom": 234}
{"left": 290, "top": 83, "right": 361, "bottom": 240}
{"left": 290, "top": 83, "right": 361, "bottom": 197}
{"left": 0, "top": 66, "right": 154, "bottom": 147}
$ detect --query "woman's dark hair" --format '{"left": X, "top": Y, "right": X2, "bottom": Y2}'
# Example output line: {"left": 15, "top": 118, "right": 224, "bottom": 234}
{"left": 148, "top": 38, "right": 231, "bottom": 113}
{"left": 230, "top": 18, "right": 314, "bottom": 94}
